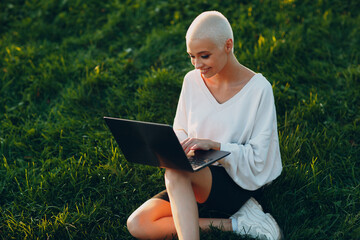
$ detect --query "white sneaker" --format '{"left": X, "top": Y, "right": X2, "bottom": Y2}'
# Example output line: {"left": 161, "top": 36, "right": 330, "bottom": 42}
{"left": 230, "top": 197, "right": 282, "bottom": 240}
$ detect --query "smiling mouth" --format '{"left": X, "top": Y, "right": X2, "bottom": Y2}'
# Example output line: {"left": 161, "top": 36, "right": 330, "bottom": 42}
{"left": 200, "top": 68, "right": 211, "bottom": 74}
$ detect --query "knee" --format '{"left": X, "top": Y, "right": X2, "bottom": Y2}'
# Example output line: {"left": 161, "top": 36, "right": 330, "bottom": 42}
{"left": 127, "top": 212, "right": 146, "bottom": 239}
{"left": 164, "top": 168, "right": 190, "bottom": 188}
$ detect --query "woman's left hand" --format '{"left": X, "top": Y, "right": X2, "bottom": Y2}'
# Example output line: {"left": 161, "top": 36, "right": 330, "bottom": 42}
{"left": 181, "top": 138, "right": 220, "bottom": 155}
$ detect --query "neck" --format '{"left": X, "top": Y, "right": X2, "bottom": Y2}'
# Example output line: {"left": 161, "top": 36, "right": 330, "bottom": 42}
{"left": 207, "top": 54, "right": 248, "bottom": 85}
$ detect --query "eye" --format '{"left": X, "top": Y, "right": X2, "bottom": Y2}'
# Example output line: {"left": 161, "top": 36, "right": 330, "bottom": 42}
{"left": 188, "top": 54, "right": 195, "bottom": 59}
{"left": 201, "top": 55, "right": 210, "bottom": 59}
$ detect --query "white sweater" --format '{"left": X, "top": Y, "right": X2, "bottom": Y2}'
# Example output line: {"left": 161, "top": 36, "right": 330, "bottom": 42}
{"left": 173, "top": 69, "right": 282, "bottom": 191}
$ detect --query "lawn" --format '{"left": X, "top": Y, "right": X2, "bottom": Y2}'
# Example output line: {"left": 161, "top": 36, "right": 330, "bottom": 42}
{"left": 0, "top": 0, "right": 359, "bottom": 239}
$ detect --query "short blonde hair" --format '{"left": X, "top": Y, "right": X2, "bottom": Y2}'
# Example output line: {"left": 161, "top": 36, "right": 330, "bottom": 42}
{"left": 186, "top": 11, "right": 234, "bottom": 50}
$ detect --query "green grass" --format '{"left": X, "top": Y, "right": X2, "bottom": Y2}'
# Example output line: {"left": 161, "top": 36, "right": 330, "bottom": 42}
{"left": 0, "top": 0, "right": 359, "bottom": 239}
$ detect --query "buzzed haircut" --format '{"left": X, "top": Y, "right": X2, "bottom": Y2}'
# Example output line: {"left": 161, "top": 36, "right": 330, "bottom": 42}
{"left": 186, "top": 11, "right": 234, "bottom": 51}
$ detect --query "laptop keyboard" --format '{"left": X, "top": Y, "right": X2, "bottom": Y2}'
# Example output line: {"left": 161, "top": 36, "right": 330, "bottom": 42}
{"left": 188, "top": 156, "right": 210, "bottom": 168}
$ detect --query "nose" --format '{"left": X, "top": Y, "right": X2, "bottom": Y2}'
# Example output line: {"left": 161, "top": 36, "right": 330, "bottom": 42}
{"left": 193, "top": 57, "right": 203, "bottom": 69}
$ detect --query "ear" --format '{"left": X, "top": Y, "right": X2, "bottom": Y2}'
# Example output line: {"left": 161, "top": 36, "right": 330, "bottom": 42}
{"left": 225, "top": 39, "right": 233, "bottom": 53}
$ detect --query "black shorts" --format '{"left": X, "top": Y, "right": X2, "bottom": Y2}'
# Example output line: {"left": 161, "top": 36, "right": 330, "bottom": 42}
{"left": 152, "top": 165, "right": 263, "bottom": 218}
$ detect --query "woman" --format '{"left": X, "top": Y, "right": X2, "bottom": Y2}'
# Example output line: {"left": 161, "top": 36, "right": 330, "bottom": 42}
{"left": 127, "top": 11, "right": 283, "bottom": 240}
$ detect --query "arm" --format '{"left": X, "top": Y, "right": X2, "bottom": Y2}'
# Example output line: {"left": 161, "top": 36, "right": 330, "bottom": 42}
{"left": 219, "top": 84, "right": 282, "bottom": 190}
{"left": 173, "top": 78, "right": 189, "bottom": 143}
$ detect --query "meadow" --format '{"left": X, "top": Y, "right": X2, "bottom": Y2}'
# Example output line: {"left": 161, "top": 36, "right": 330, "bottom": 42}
{"left": 0, "top": 0, "right": 359, "bottom": 239}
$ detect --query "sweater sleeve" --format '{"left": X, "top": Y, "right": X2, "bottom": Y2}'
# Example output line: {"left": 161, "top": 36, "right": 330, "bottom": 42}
{"left": 173, "top": 79, "right": 188, "bottom": 143}
{"left": 218, "top": 84, "right": 281, "bottom": 190}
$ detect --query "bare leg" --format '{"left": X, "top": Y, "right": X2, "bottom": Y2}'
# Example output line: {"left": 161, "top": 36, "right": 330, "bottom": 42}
{"left": 199, "top": 218, "right": 232, "bottom": 231}
{"left": 127, "top": 198, "right": 232, "bottom": 239}
{"left": 127, "top": 198, "right": 176, "bottom": 239}
{"left": 127, "top": 167, "right": 232, "bottom": 239}
{"left": 165, "top": 169, "right": 200, "bottom": 240}
{"left": 164, "top": 167, "right": 231, "bottom": 240}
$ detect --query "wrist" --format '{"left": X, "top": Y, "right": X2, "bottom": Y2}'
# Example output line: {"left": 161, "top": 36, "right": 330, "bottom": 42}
{"left": 212, "top": 141, "right": 221, "bottom": 151}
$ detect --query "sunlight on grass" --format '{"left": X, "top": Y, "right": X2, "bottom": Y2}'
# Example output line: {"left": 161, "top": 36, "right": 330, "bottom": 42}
{"left": 0, "top": 0, "right": 359, "bottom": 239}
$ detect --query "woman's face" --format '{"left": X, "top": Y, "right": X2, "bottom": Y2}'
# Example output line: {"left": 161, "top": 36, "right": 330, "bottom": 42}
{"left": 187, "top": 38, "right": 229, "bottom": 79}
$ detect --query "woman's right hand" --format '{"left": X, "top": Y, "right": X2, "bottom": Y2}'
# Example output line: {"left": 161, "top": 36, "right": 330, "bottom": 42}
{"left": 181, "top": 138, "right": 220, "bottom": 155}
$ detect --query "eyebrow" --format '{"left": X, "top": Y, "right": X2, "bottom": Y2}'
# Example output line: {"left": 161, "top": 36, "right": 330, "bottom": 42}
{"left": 188, "top": 51, "right": 210, "bottom": 55}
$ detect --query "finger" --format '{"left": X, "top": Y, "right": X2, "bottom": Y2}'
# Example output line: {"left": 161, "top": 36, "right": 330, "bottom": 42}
{"left": 185, "top": 142, "right": 198, "bottom": 154}
{"left": 181, "top": 138, "right": 193, "bottom": 149}
{"left": 182, "top": 138, "right": 195, "bottom": 152}
{"left": 190, "top": 144, "right": 199, "bottom": 150}
{"left": 184, "top": 144, "right": 194, "bottom": 154}
{"left": 190, "top": 141, "right": 210, "bottom": 151}
{"left": 186, "top": 149, "right": 195, "bottom": 158}
{"left": 180, "top": 138, "right": 190, "bottom": 146}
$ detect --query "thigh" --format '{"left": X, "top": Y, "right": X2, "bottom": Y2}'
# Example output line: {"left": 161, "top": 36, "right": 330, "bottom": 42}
{"left": 152, "top": 166, "right": 262, "bottom": 218}
{"left": 127, "top": 198, "right": 178, "bottom": 239}
{"left": 199, "top": 166, "right": 263, "bottom": 217}
{"left": 188, "top": 166, "right": 213, "bottom": 203}
{"left": 164, "top": 166, "right": 213, "bottom": 204}
{"left": 128, "top": 198, "right": 172, "bottom": 224}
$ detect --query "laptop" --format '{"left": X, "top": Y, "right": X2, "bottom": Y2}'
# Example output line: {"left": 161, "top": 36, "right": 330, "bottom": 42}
{"left": 104, "top": 117, "right": 230, "bottom": 172}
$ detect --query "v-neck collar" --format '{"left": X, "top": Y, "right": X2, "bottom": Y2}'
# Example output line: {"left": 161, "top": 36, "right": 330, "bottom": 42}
{"left": 195, "top": 70, "right": 260, "bottom": 111}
